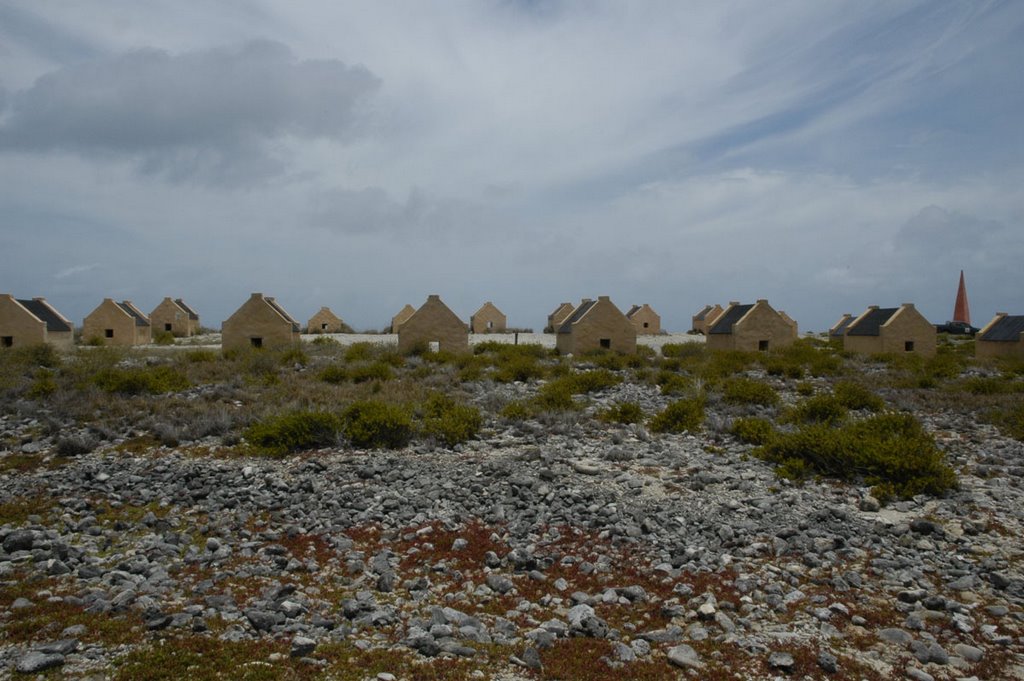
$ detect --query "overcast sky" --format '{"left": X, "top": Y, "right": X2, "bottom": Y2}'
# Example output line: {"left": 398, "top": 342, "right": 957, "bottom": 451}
{"left": 2, "top": 1, "right": 1022, "bottom": 332}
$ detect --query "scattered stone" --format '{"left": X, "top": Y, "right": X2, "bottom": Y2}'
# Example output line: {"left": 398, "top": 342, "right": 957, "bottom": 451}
{"left": 667, "top": 644, "right": 704, "bottom": 670}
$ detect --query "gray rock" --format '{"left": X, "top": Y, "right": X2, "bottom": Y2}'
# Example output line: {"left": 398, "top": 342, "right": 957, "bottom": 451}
{"left": 486, "top": 573, "right": 515, "bottom": 595}
{"left": 906, "top": 667, "right": 934, "bottom": 681}
{"left": 522, "top": 646, "right": 543, "bottom": 670}
{"left": 817, "top": 650, "right": 838, "bottom": 673}
{"left": 768, "top": 652, "right": 794, "bottom": 669}
{"left": 15, "top": 652, "right": 64, "bottom": 673}
{"left": 877, "top": 627, "right": 913, "bottom": 645}
{"left": 953, "top": 643, "right": 984, "bottom": 662}
{"left": 667, "top": 644, "right": 704, "bottom": 670}
{"left": 291, "top": 636, "right": 317, "bottom": 657}
{"left": 612, "top": 641, "right": 636, "bottom": 662}
{"left": 3, "top": 529, "right": 35, "bottom": 553}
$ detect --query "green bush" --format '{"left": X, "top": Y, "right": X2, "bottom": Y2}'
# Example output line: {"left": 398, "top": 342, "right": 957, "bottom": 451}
{"left": 763, "top": 357, "right": 804, "bottom": 379}
{"left": 597, "top": 401, "right": 645, "bottom": 424}
{"left": 795, "top": 381, "right": 815, "bottom": 396}
{"left": 961, "top": 377, "right": 1012, "bottom": 395}
{"left": 721, "top": 377, "right": 779, "bottom": 406}
{"left": 500, "top": 401, "right": 531, "bottom": 420}
{"left": 785, "top": 394, "right": 847, "bottom": 425}
{"left": 26, "top": 369, "right": 58, "bottom": 399}
{"left": 153, "top": 330, "right": 176, "bottom": 346}
{"left": 341, "top": 400, "right": 413, "bottom": 449}
{"left": 492, "top": 355, "right": 546, "bottom": 383}
{"left": 650, "top": 396, "right": 705, "bottom": 433}
{"left": 833, "top": 381, "right": 885, "bottom": 411}
{"left": 348, "top": 361, "right": 394, "bottom": 384}
{"left": 569, "top": 369, "right": 621, "bottom": 393}
{"left": 318, "top": 364, "right": 349, "bottom": 384}
{"left": 657, "top": 372, "right": 693, "bottom": 396}
{"left": 244, "top": 411, "right": 342, "bottom": 456}
{"left": 185, "top": 350, "right": 217, "bottom": 363}
{"left": 987, "top": 402, "right": 1024, "bottom": 441}
{"left": 345, "top": 342, "right": 375, "bottom": 362}
{"left": 310, "top": 335, "right": 340, "bottom": 347}
{"left": 754, "top": 412, "right": 957, "bottom": 498}
{"left": 661, "top": 343, "right": 705, "bottom": 359}
{"left": 93, "top": 365, "right": 190, "bottom": 395}
{"left": 421, "top": 393, "right": 482, "bottom": 446}
{"left": 532, "top": 380, "right": 580, "bottom": 412}
{"left": 279, "top": 346, "right": 309, "bottom": 366}
{"left": 730, "top": 416, "right": 776, "bottom": 445}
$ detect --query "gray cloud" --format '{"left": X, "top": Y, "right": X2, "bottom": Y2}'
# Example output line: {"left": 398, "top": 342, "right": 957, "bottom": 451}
{"left": 0, "top": 39, "right": 380, "bottom": 183}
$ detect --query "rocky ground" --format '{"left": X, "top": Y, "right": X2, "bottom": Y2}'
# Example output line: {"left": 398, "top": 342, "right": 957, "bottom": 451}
{"left": 2, "top": 375, "right": 1024, "bottom": 680}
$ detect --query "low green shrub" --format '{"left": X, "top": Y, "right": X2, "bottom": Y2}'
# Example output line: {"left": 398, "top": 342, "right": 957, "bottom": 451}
{"left": 730, "top": 416, "right": 776, "bottom": 445}
{"left": 341, "top": 400, "right": 413, "bottom": 449}
{"left": 987, "top": 402, "right": 1024, "bottom": 441}
{"left": 657, "top": 372, "right": 692, "bottom": 396}
{"left": 93, "top": 365, "right": 190, "bottom": 395}
{"left": 720, "top": 376, "right": 779, "bottom": 406}
{"left": 348, "top": 361, "right": 394, "bottom": 384}
{"left": 661, "top": 343, "right": 705, "bottom": 359}
{"left": 421, "top": 393, "right": 482, "bottom": 446}
{"left": 153, "top": 331, "right": 176, "bottom": 346}
{"left": 785, "top": 394, "right": 847, "bottom": 425}
{"left": 795, "top": 381, "right": 815, "bottom": 396}
{"left": 185, "top": 349, "right": 217, "bottom": 363}
{"left": 754, "top": 412, "right": 957, "bottom": 498}
{"left": 500, "top": 401, "right": 531, "bottom": 420}
{"left": 244, "top": 411, "right": 342, "bottom": 456}
{"left": 345, "top": 342, "right": 375, "bottom": 362}
{"left": 961, "top": 376, "right": 1012, "bottom": 395}
{"left": 532, "top": 380, "right": 580, "bottom": 412}
{"left": 26, "top": 369, "right": 57, "bottom": 399}
{"left": 492, "top": 355, "right": 546, "bottom": 383}
{"left": 597, "top": 401, "right": 645, "bottom": 424}
{"left": 569, "top": 369, "right": 621, "bottom": 393}
{"left": 318, "top": 364, "right": 349, "bottom": 384}
{"left": 833, "top": 381, "right": 885, "bottom": 411}
{"left": 310, "top": 335, "right": 340, "bottom": 347}
{"left": 279, "top": 346, "right": 309, "bottom": 366}
{"left": 650, "top": 396, "right": 705, "bottom": 433}
{"left": 763, "top": 357, "right": 804, "bottom": 379}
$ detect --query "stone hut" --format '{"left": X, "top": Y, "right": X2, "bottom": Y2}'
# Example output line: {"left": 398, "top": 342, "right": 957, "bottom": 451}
{"left": 556, "top": 296, "right": 637, "bottom": 355}
{"left": 307, "top": 307, "right": 347, "bottom": 334}
{"left": 0, "top": 295, "right": 74, "bottom": 349}
{"left": 829, "top": 314, "right": 854, "bottom": 339}
{"left": 470, "top": 302, "right": 507, "bottom": 334}
{"left": 706, "top": 300, "right": 796, "bottom": 352}
{"left": 546, "top": 302, "right": 575, "bottom": 333}
{"left": 975, "top": 313, "right": 1024, "bottom": 360}
{"left": 391, "top": 304, "right": 416, "bottom": 334}
{"left": 150, "top": 297, "right": 199, "bottom": 337}
{"left": 222, "top": 293, "right": 301, "bottom": 351}
{"left": 778, "top": 310, "right": 799, "bottom": 337}
{"left": 83, "top": 299, "right": 151, "bottom": 346}
{"left": 397, "top": 295, "right": 469, "bottom": 354}
{"left": 843, "top": 304, "right": 936, "bottom": 357}
{"left": 692, "top": 304, "right": 724, "bottom": 335}
{"left": 626, "top": 304, "right": 661, "bottom": 335}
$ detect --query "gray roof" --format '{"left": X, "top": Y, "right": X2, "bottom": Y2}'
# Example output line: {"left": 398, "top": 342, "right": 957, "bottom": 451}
{"left": 626, "top": 305, "right": 641, "bottom": 317}
{"left": 979, "top": 315, "right": 1024, "bottom": 342}
{"left": 266, "top": 298, "right": 300, "bottom": 332}
{"left": 846, "top": 308, "right": 898, "bottom": 337}
{"left": 830, "top": 316, "right": 854, "bottom": 337}
{"left": 708, "top": 304, "right": 753, "bottom": 335}
{"left": 17, "top": 299, "right": 71, "bottom": 333}
{"left": 694, "top": 305, "right": 712, "bottom": 321}
{"left": 558, "top": 300, "right": 597, "bottom": 333}
{"left": 175, "top": 298, "right": 199, "bottom": 320}
{"left": 117, "top": 302, "right": 150, "bottom": 327}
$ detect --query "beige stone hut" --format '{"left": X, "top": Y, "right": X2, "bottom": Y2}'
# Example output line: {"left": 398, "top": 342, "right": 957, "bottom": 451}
{"left": 470, "top": 302, "right": 507, "bottom": 334}
{"left": 546, "top": 302, "right": 575, "bottom": 333}
{"left": 556, "top": 296, "right": 637, "bottom": 355}
{"left": 692, "top": 304, "right": 724, "bottom": 335}
{"left": 397, "top": 295, "right": 469, "bottom": 354}
{"left": 975, "top": 313, "right": 1024, "bottom": 360}
{"left": 778, "top": 310, "right": 799, "bottom": 336}
{"left": 150, "top": 297, "right": 199, "bottom": 337}
{"left": 829, "top": 314, "right": 854, "bottom": 339}
{"left": 843, "top": 304, "right": 936, "bottom": 357}
{"left": 706, "top": 300, "right": 796, "bottom": 352}
{"left": 626, "top": 304, "right": 661, "bottom": 335}
{"left": 307, "top": 307, "right": 346, "bottom": 334}
{"left": 83, "top": 299, "right": 151, "bottom": 346}
{"left": 222, "top": 293, "right": 300, "bottom": 351}
{"left": 0, "top": 295, "right": 74, "bottom": 349}
{"left": 391, "top": 304, "right": 416, "bottom": 334}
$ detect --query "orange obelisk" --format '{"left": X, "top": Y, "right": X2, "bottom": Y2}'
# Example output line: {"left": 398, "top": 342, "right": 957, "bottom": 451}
{"left": 953, "top": 270, "right": 970, "bottom": 325}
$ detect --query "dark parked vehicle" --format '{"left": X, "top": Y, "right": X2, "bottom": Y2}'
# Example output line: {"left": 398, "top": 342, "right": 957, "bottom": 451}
{"left": 935, "top": 321, "right": 979, "bottom": 336}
